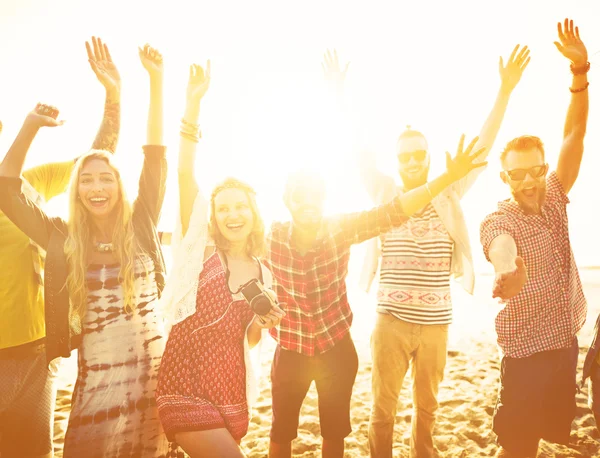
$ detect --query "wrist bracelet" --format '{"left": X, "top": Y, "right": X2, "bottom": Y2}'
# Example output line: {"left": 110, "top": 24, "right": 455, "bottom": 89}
{"left": 180, "top": 131, "right": 200, "bottom": 143}
{"left": 570, "top": 61, "right": 590, "bottom": 75}
{"left": 181, "top": 117, "right": 200, "bottom": 129}
{"left": 569, "top": 82, "right": 589, "bottom": 93}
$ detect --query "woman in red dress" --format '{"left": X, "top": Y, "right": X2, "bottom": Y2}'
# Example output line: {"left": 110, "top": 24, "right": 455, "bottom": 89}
{"left": 156, "top": 61, "right": 285, "bottom": 457}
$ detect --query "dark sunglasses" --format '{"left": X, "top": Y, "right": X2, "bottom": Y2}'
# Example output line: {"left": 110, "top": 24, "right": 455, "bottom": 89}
{"left": 504, "top": 164, "right": 548, "bottom": 181}
{"left": 398, "top": 150, "right": 427, "bottom": 164}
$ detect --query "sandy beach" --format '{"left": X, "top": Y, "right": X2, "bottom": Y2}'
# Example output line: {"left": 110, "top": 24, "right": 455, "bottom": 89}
{"left": 52, "top": 270, "right": 600, "bottom": 457}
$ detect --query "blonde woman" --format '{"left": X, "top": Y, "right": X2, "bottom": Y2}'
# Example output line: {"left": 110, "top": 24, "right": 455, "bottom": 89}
{"left": 156, "top": 62, "right": 285, "bottom": 457}
{"left": 0, "top": 45, "right": 181, "bottom": 458}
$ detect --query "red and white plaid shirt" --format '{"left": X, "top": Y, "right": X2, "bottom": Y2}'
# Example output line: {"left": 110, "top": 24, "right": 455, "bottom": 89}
{"left": 480, "top": 171, "right": 587, "bottom": 358}
{"left": 266, "top": 198, "right": 407, "bottom": 356}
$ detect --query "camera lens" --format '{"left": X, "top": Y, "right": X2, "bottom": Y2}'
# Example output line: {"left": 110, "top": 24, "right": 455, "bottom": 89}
{"left": 251, "top": 295, "right": 272, "bottom": 316}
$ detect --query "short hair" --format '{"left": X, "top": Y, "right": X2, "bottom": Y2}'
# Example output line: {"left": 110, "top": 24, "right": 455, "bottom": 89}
{"left": 500, "top": 135, "right": 545, "bottom": 163}
{"left": 397, "top": 125, "right": 428, "bottom": 150}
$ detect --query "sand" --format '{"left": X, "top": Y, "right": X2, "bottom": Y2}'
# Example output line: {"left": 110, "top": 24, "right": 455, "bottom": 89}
{"left": 52, "top": 271, "right": 600, "bottom": 457}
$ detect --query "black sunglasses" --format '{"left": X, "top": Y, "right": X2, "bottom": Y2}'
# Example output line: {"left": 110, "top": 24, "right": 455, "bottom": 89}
{"left": 398, "top": 150, "right": 427, "bottom": 164}
{"left": 504, "top": 164, "right": 548, "bottom": 181}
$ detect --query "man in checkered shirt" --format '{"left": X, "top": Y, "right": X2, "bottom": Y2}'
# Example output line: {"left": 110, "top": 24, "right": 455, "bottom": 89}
{"left": 266, "top": 137, "right": 487, "bottom": 457}
{"left": 480, "top": 18, "right": 589, "bottom": 458}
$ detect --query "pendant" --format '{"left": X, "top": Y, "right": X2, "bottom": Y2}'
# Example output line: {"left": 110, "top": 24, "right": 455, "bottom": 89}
{"left": 96, "top": 242, "right": 114, "bottom": 252}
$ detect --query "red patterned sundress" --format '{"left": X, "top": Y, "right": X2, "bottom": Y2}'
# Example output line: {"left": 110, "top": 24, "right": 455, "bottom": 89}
{"left": 156, "top": 252, "right": 257, "bottom": 441}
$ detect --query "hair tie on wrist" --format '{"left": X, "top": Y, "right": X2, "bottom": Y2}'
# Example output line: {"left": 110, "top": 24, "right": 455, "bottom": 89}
{"left": 569, "top": 82, "right": 589, "bottom": 93}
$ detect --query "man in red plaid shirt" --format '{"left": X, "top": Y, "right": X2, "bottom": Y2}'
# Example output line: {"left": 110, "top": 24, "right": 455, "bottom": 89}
{"left": 480, "top": 18, "right": 589, "bottom": 458}
{"left": 266, "top": 136, "right": 487, "bottom": 458}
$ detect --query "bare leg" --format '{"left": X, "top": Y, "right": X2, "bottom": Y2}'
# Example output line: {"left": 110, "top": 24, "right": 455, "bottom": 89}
{"left": 269, "top": 440, "right": 292, "bottom": 458}
{"left": 175, "top": 429, "right": 246, "bottom": 458}
{"left": 322, "top": 438, "right": 344, "bottom": 458}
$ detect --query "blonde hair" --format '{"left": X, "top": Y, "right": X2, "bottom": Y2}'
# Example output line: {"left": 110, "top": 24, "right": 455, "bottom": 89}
{"left": 209, "top": 177, "right": 265, "bottom": 257}
{"left": 64, "top": 150, "right": 140, "bottom": 316}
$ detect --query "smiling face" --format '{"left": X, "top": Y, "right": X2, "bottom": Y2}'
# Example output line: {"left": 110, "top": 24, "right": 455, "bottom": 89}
{"left": 77, "top": 158, "right": 120, "bottom": 221}
{"left": 397, "top": 135, "right": 430, "bottom": 190}
{"left": 213, "top": 188, "right": 255, "bottom": 245}
{"left": 501, "top": 148, "right": 548, "bottom": 214}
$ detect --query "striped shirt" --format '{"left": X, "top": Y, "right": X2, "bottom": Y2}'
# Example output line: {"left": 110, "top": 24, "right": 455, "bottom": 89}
{"left": 377, "top": 204, "right": 454, "bottom": 325}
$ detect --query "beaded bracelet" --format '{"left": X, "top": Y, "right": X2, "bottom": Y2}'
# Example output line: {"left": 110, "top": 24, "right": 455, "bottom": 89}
{"left": 570, "top": 61, "right": 590, "bottom": 75}
{"left": 570, "top": 81, "right": 590, "bottom": 93}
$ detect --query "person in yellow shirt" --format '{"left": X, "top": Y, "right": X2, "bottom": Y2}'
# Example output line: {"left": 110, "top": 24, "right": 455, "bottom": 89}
{"left": 0, "top": 37, "right": 121, "bottom": 458}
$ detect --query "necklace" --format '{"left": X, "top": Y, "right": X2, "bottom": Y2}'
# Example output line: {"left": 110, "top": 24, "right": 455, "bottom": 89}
{"left": 94, "top": 241, "right": 114, "bottom": 253}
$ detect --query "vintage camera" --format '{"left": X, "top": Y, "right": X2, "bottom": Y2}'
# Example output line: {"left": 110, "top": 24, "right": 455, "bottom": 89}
{"left": 240, "top": 278, "right": 277, "bottom": 316}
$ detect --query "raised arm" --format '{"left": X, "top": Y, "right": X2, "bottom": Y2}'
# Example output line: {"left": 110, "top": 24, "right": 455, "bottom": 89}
{"left": 139, "top": 44, "right": 164, "bottom": 146}
{"left": 0, "top": 104, "right": 63, "bottom": 178}
{"left": 179, "top": 61, "right": 210, "bottom": 237}
{"left": 454, "top": 45, "right": 530, "bottom": 198}
{"left": 135, "top": 45, "right": 166, "bottom": 225}
{"left": 321, "top": 49, "right": 395, "bottom": 204}
{"left": 86, "top": 37, "right": 121, "bottom": 153}
{"left": 554, "top": 18, "right": 589, "bottom": 194}
{"left": 340, "top": 134, "right": 487, "bottom": 245}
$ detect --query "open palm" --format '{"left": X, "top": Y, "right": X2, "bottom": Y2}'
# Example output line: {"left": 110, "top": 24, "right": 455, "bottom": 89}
{"left": 187, "top": 61, "right": 211, "bottom": 103}
{"left": 86, "top": 37, "right": 120, "bottom": 93}
{"left": 322, "top": 48, "right": 349, "bottom": 93}
{"left": 445, "top": 135, "right": 487, "bottom": 182}
{"left": 499, "top": 44, "right": 530, "bottom": 93}
{"left": 554, "top": 18, "right": 588, "bottom": 66}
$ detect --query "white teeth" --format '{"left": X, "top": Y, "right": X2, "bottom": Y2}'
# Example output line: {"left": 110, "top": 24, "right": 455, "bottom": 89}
{"left": 90, "top": 197, "right": 107, "bottom": 202}
{"left": 226, "top": 223, "right": 243, "bottom": 229}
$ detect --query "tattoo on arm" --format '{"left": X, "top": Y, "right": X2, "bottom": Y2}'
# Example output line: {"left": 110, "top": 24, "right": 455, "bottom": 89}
{"left": 91, "top": 99, "right": 120, "bottom": 153}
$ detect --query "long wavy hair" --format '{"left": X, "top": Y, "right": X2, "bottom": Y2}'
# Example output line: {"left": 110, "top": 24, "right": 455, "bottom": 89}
{"left": 64, "top": 150, "right": 139, "bottom": 317}
{"left": 209, "top": 177, "right": 265, "bottom": 257}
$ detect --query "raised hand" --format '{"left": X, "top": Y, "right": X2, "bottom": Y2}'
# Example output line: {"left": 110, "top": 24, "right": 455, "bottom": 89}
{"left": 139, "top": 44, "right": 164, "bottom": 78}
{"left": 322, "top": 48, "right": 349, "bottom": 94}
{"left": 186, "top": 61, "right": 211, "bottom": 104}
{"left": 493, "top": 256, "right": 528, "bottom": 300}
{"left": 25, "top": 103, "right": 64, "bottom": 128}
{"left": 499, "top": 44, "right": 530, "bottom": 93}
{"left": 554, "top": 18, "right": 588, "bottom": 67}
{"left": 445, "top": 135, "right": 487, "bottom": 182}
{"left": 86, "top": 37, "right": 121, "bottom": 95}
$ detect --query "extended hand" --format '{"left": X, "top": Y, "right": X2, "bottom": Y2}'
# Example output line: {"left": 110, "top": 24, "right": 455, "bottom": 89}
{"left": 26, "top": 103, "right": 64, "bottom": 128}
{"left": 139, "top": 44, "right": 164, "bottom": 78}
{"left": 554, "top": 18, "right": 588, "bottom": 67}
{"left": 86, "top": 37, "right": 121, "bottom": 95}
{"left": 253, "top": 290, "right": 285, "bottom": 329}
{"left": 499, "top": 44, "right": 530, "bottom": 93}
{"left": 445, "top": 134, "right": 487, "bottom": 183}
{"left": 187, "top": 61, "right": 211, "bottom": 104}
{"left": 322, "top": 48, "right": 349, "bottom": 94}
{"left": 493, "top": 256, "right": 528, "bottom": 300}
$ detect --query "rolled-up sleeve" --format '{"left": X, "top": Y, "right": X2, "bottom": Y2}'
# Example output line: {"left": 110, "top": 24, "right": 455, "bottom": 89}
{"left": 480, "top": 212, "right": 515, "bottom": 263}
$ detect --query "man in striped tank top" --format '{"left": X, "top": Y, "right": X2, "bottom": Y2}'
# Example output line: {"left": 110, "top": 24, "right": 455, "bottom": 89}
{"left": 356, "top": 46, "right": 530, "bottom": 457}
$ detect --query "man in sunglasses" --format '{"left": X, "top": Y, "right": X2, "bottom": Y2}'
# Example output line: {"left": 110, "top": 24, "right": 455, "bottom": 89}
{"left": 480, "top": 18, "right": 589, "bottom": 458}
{"left": 353, "top": 46, "right": 530, "bottom": 457}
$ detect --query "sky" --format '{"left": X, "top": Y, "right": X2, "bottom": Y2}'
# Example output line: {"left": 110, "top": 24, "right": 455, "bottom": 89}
{"left": 0, "top": 0, "right": 599, "bottom": 273}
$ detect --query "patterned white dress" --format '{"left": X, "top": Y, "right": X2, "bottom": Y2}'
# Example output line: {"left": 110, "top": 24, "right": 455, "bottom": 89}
{"left": 63, "top": 256, "right": 182, "bottom": 458}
